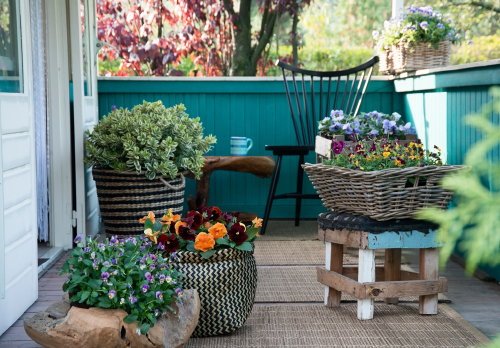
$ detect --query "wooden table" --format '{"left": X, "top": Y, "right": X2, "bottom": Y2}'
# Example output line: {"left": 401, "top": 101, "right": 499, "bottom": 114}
{"left": 316, "top": 212, "right": 447, "bottom": 320}
{"left": 187, "top": 156, "right": 275, "bottom": 219}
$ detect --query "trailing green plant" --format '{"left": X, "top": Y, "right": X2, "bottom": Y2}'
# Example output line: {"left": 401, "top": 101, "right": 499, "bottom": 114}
{"left": 61, "top": 235, "right": 184, "bottom": 334}
{"left": 418, "top": 88, "right": 500, "bottom": 274}
{"left": 85, "top": 101, "right": 216, "bottom": 180}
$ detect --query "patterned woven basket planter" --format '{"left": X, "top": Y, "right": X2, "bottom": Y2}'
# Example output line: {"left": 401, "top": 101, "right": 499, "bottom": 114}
{"left": 315, "top": 134, "right": 418, "bottom": 160}
{"left": 174, "top": 248, "right": 257, "bottom": 337}
{"left": 303, "top": 163, "right": 464, "bottom": 221}
{"left": 392, "top": 41, "right": 451, "bottom": 73}
{"left": 92, "top": 168, "right": 185, "bottom": 237}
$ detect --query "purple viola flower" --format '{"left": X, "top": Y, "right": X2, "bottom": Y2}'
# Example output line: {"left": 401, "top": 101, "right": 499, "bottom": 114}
{"left": 155, "top": 291, "right": 163, "bottom": 300}
{"left": 342, "top": 123, "right": 353, "bottom": 135}
{"left": 111, "top": 258, "right": 117, "bottom": 265}
{"left": 436, "top": 23, "right": 444, "bottom": 30}
{"left": 392, "top": 112, "right": 402, "bottom": 122}
{"left": 419, "top": 21, "right": 429, "bottom": 30}
{"left": 73, "top": 235, "right": 83, "bottom": 243}
{"left": 369, "top": 129, "right": 379, "bottom": 136}
{"left": 83, "top": 247, "right": 91, "bottom": 253}
{"left": 159, "top": 274, "right": 166, "bottom": 284}
{"left": 382, "top": 119, "right": 397, "bottom": 134}
{"left": 102, "top": 261, "right": 111, "bottom": 268}
{"left": 108, "top": 290, "right": 117, "bottom": 299}
{"left": 149, "top": 254, "right": 157, "bottom": 262}
{"left": 398, "top": 122, "right": 412, "bottom": 133}
{"left": 331, "top": 141, "right": 345, "bottom": 155}
{"left": 129, "top": 295, "right": 138, "bottom": 304}
{"left": 101, "top": 272, "right": 110, "bottom": 280}
{"left": 141, "top": 284, "right": 150, "bottom": 293}
{"left": 328, "top": 122, "right": 342, "bottom": 132}
{"left": 98, "top": 243, "right": 106, "bottom": 251}
{"left": 145, "top": 272, "right": 154, "bottom": 283}
{"left": 330, "top": 109, "right": 344, "bottom": 121}
{"left": 111, "top": 105, "right": 117, "bottom": 111}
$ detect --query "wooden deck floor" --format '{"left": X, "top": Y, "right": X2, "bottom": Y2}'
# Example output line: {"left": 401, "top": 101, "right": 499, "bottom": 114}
{"left": 1, "top": 223, "right": 499, "bottom": 347}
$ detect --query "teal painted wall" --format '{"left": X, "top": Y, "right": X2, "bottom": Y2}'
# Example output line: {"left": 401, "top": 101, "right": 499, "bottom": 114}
{"left": 97, "top": 78, "right": 402, "bottom": 219}
{"left": 396, "top": 63, "right": 500, "bottom": 281}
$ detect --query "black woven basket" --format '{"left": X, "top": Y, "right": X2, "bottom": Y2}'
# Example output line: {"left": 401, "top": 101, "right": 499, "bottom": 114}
{"left": 92, "top": 168, "right": 185, "bottom": 237}
{"left": 174, "top": 248, "right": 257, "bottom": 337}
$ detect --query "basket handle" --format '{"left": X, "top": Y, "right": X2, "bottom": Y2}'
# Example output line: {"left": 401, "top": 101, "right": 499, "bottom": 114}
{"left": 159, "top": 174, "right": 185, "bottom": 190}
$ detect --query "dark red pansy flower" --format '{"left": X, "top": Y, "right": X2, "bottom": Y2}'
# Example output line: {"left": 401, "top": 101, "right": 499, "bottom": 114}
{"left": 228, "top": 223, "right": 248, "bottom": 245}
{"left": 208, "top": 206, "right": 222, "bottom": 220}
{"left": 187, "top": 210, "right": 203, "bottom": 229}
{"left": 178, "top": 225, "right": 196, "bottom": 241}
{"left": 158, "top": 234, "right": 179, "bottom": 253}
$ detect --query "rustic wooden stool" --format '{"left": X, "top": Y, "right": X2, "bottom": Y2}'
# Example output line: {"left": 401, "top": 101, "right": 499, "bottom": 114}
{"left": 316, "top": 212, "right": 447, "bottom": 320}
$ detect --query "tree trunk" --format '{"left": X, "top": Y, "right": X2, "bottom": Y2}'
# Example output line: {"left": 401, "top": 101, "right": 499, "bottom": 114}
{"left": 291, "top": 10, "right": 299, "bottom": 66}
{"left": 232, "top": 0, "right": 253, "bottom": 76}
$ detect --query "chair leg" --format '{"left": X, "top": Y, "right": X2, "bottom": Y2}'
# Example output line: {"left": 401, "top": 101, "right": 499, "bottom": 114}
{"left": 294, "top": 154, "right": 305, "bottom": 226}
{"left": 260, "top": 155, "right": 282, "bottom": 235}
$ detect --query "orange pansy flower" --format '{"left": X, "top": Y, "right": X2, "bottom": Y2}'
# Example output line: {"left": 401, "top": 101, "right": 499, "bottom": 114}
{"left": 144, "top": 228, "right": 159, "bottom": 243}
{"left": 139, "top": 211, "right": 156, "bottom": 224}
{"left": 174, "top": 221, "right": 188, "bottom": 235}
{"left": 204, "top": 222, "right": 213, "bottom": 229}
{"left": 194, "top": 232, "right": 215, "bottom": 252}
{"left": 208, "top": 222, "right": 227, "bottom": 239}
{"left": 252, "top": 217, "right": 263, "bottom": 228}
{"left": 161, "top": 209, "right": 181, "bottom": 225}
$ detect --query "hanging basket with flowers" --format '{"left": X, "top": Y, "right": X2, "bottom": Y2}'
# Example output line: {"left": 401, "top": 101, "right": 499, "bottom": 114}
{"left": 141, "top": 207, "right": 262, "bottom": 337}
{"left": 373, "top": 6, "right": 460, "bottom": 74}
{"left": 305, "top": 137, "right": 464, "bottom": 221}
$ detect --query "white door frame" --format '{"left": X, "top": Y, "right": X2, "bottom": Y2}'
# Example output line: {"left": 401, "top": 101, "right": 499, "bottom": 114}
{"left": 45, "top": 0, "right": 73, "bottom": 250}
{"left": 0, "top": 0, "right": 38, "bottom": 334}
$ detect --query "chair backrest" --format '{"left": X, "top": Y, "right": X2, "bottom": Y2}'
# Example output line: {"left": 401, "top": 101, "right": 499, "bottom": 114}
{"left": 277, "top": 56, "right": 379, "bottom": 146}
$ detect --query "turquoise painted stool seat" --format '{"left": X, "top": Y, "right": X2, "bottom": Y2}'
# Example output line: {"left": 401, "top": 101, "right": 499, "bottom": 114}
{"left": 316, "top": 212, "right": 447, "bottom": 320}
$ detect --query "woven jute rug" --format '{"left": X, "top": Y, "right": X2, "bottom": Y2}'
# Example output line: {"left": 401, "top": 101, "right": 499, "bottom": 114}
{"left": 186, "top": 304, "right": 488, "bottom": 348}
{"left": 258, "top": 220, "right": 319, "bottom": 241}
{"left": 254, "top": 241, "right": 394, "bottom": 266}
{"left": 255, "top": 266, "right": 450, "bottom": 303}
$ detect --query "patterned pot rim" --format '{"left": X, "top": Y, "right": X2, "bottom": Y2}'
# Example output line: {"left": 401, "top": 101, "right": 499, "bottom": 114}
{"left": 174, "top": 248, "right": 254, "bottom": 263}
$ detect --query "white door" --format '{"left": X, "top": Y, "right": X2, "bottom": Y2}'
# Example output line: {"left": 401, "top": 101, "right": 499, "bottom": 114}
{"left": 69, "top": 0, "right": 100, "bottom": 239}
{"left": 0, "top": 0, "right": 38, "bottom": 335}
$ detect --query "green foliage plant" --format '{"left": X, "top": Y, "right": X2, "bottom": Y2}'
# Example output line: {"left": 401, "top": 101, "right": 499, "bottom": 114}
{"left": 418, "top": 88, "right": 500, "bottom": 274}
{"left": 85, "top": 101, "right": 216, "bottom": 180}
{"left": 451, "top": 35, "right": 500, "bottom": 65}
{"left": 61, "top": 235, "right": 184, "bottom": 334}
{"left": 374, "top": 6, "right": 460, "bottom": 50}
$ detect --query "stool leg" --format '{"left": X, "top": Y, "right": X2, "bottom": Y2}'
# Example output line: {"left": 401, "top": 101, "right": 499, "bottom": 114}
{"left": 384, "top": 249, "right": 401, "bottom": 304}
{"left": 419, "top": 248, "right": 439, "bottom": 314}
{"left": 324, "top": 242, "right": 343, "bottom": 307}
{"left": 357, "top": 249, "right": 375, "bottom": 320}
{"left": 260, "top": 155, "right": 282, "bottom": 235}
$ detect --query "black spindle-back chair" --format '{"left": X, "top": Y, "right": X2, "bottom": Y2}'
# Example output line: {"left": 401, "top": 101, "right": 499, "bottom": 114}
{"left": 260, "top": 56, "right": 379, "bottom": 235}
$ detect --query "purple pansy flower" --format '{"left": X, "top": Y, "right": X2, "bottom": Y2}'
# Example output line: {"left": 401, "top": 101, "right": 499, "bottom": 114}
{"left": 129, "top": 295, "right": 138, "bottom": 304}
{"left": 108, "top": 290, "right": 117, "bottom": 299}
{"left": 141, "top": 284, "right": 150, "bottom": 293}
{"left": 101, "top": 272, "right": 110, "bottom": 280}
{"left": 419, "top": 21, "right": 429, "bottom": 29}
{"left": 331, "top": 141, "right": 345, "bottom": 155}
{"left": 156, "top": 291, "right": 163, "bottom": 300}
{"left": 73, "top": 235, "right": 83, "bottom": 243}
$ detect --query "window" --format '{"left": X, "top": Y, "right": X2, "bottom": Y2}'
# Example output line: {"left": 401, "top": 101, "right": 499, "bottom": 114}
{"left": 0, "top": 0, "right": 23, "bottom": 93}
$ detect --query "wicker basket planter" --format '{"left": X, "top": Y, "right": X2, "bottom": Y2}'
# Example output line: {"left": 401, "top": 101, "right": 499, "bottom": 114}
{"left": 303, "top": 163, "right": 464, "bottom": 221}
{"left": 380, "top": 41, "right": 451, "bottom": 74}
{"left": 92, "top": 168, "right": 185, "bottom": 237}
{"left": 173, "top": 248, "right": 257, "bottom": 337}
{"left": 315, "top": 134, "right": 418, "bottom": 160}
{"left": 378, "top": 49, "right": 394, "bottom": 75}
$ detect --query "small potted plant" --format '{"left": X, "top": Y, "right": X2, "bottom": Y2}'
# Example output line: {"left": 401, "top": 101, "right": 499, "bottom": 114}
{"left": 60, "top": 235, "right": 186, "bottom": 337}
{"left": 85, "top": 101, "right": 216, "bottom": 236}
{"left": 305, "top": 137, "right": 464, "bottom": 220}
{"left": 373, "top": 6, "right": 460, "bottom": 74}
{"left": 141, "top": 207, "right": 262, "bottom": 337}
{"left": 315, "top": 109, "right": 417, "bottom": 159}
